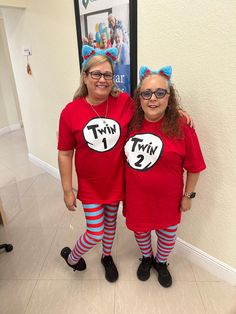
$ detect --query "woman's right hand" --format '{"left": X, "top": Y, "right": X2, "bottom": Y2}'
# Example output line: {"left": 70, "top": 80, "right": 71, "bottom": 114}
{"left": 64, "top": 190, "right": 77, "bottom": 211}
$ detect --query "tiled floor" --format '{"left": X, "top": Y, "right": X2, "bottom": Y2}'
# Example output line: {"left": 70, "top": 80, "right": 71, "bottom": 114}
{"left": 0, "top": 129, "right": 236, "bottom": 314}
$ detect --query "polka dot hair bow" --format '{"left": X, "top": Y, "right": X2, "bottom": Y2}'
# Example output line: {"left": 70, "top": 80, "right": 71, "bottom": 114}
{"left": 82, "top": 45, "right": 118, "bottom": 68}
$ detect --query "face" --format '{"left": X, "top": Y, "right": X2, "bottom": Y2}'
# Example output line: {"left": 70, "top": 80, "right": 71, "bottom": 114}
{"left": 88, "top": 37, "right": 93, "bottom": 45}
{"left": 84, "top": 61, "right": 113, "bottom": 103}
{"left": 114, "top": 34, "right": 121, "bottom": 46}
{"left": 100, "top": 34, "right": 108, "bottom": 49}
{"left": 140, "top": 75, "right": 170, "bottom": 122}
{"left": 109, "top": 16, "right": 115, "bottom": 28}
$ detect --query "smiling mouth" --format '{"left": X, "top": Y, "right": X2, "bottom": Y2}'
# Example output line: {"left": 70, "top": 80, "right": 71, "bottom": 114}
{"left": 96, "top": 84, "right": 108, "bottom": 89}
{"left": 148, "top": 105, "right": 160, "bottom": 109}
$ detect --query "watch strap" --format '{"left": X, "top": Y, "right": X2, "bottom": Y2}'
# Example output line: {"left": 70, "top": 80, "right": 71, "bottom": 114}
{"left": 184, "top": 192, "right": 196, "bottom": 199}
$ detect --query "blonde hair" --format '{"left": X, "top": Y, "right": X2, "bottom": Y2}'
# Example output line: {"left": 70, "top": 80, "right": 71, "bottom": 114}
{"left": 73, "top": 55, "right": 120, "bottom": 100}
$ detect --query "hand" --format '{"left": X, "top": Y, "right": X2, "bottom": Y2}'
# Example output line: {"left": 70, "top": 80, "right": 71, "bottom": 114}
{"left": 178, "top": 109, "right": 195, "bottom": 128}
{"left": 64, "top": 191, "right": 77, "bottom": 211}
{"left": 180, "top": 196, "right": 192, "bottom": 212}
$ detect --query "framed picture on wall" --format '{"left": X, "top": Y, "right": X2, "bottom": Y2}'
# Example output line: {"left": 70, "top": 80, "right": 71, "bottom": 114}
{"left": 74, "top": 0, "right": 137, "bottom": 96}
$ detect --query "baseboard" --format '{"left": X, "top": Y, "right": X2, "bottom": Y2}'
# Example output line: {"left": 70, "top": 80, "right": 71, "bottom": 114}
{"left": 176, "top": 238, "right": 236, "bottom": 286}
{"left": 28, "top": 153, "right": 60, "bottom": 180}
{"left": 0, "top": 123, "right": 21, "bottom": 136}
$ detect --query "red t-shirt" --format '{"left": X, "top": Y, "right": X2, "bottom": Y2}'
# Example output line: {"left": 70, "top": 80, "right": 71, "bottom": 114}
{"left": 124, "top": 118, "right": 206, "bottom": 232}
{"left": 58, "top": 93, "right": 134, "bottom": 204}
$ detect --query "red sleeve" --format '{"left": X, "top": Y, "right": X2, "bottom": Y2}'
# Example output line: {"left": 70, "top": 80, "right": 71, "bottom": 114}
{"left": 57, "top": 106, "right": 76, "bottom": 151}
{"left": 121, "top": 92, "right": 135, "bottom": 119}
{"left": 183, "top": 125, "right": 206, "bottom": 173}
{"left": 126, "top": 94, "right": 135, "bottom": 118}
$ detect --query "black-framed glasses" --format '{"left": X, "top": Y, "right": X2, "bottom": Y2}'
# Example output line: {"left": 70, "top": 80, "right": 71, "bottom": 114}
{"left": 87, "top": 71, "right": 114, "bottom": 80}
{"left": 140, "top": 88, "right": 169, "bottom": 100}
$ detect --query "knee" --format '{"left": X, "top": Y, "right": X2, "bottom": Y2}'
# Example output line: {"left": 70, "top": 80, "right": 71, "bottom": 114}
{"left": 87, "top": 230, "right": 104, "bottom": 242}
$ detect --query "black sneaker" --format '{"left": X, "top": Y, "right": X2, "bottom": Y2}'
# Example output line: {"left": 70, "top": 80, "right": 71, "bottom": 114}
{"left": 101, "top": 255, "right": 119, "bottom": 282}
{"left": 60, "top": 247, "right": 86, "bottom": 271}
{"left": 153, "top": 258, "right": 172, "bottom": 287}
{"left": 137, "top": 256, "right": 153, "bottom": 281}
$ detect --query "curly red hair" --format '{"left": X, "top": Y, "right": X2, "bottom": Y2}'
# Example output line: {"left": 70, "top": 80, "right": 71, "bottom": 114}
{"left": 130, "top": 82, "right": 183, "bottom": 138}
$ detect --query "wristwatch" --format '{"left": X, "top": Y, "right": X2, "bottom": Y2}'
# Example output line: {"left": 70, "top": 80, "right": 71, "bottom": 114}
{"left": 184, "top": 192, "right": 196, "bottom": 199}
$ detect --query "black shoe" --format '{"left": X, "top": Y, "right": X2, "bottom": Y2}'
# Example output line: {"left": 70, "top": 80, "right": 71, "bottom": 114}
{"left": 60, "top": 247, "right": 86, "bottom": 271}
{"left": 137, "top": 256, "right": 153, "bottom": 281}
{"left": 153, "top": 258, "right": 172, "bottom": 287}
{"left": 101, "top": 255, "right": 119, "bottom": 282}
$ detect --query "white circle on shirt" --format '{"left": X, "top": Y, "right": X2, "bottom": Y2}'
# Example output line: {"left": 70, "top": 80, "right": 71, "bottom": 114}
{"left": 83, "top": 118, "right": 121, "bottom": 152}
{"left": 125, "top": 133, "right": 163, "bottom": 171}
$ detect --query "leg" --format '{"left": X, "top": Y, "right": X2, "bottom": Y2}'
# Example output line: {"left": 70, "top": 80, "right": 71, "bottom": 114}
{"left": 153, "top": 224, "right": 178, "bottom": 287}
{"left": 155, "top": 225, "right": 177, "bottom": 263}
{"left": 134, "top": 231, "right": 153, "bottom": 281}
{"left": 101, "top": 203, "right": 119, "bottom": 282}
{"left": 102, "top": 203, "right": 119, "bottom": 256}
{"left": 61, "top": 204, "right": 104, "bottom": 271}
{"left": 134, "top": 231, "right": 153, "bottom": 257}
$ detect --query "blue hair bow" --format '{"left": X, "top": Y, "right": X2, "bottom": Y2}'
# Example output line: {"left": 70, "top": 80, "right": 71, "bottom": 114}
{"left": 82, "top": 45, "right": 118, "bottom": 68}
{"left": 139, "top": 65, "right": 172, "bottom": 82}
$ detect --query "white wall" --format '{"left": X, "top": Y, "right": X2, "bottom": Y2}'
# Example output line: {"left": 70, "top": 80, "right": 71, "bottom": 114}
{"left": 1, "top": 0, "right": 236, "bottom": 268}
{"left": 138, "top": 0, "right": 236, "bottom": 268}
{"left": 0, "top": 17, "right": 21, "bottom": 130}
{"left": 0, "top": 83, "right": 8, "bottom": 129}
{"left": 1, "top": 2, "right": 80, "bottom": 167}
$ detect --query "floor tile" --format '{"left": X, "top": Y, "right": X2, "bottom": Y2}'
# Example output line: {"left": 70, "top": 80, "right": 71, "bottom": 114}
{"left": 167, "top": 250, "right": 196, "bottom": 282}
{"left": 0, "top": 279, "right": 37, "bottom": 314}
{"left": 7, "top": 195, "right": 64, "bottom": 230}
{"left": 0, "top": 150, "right": 29, "bottom": 169}
{"left": 191, "top": 263, "right": 222, "bottom": 282}
{"left": 23, "top": 173, "right": 62, "bottom": 198}
{"left": 0, "top": 168, "right": 16, "bottom": 187}
{"left": 16, "top": 176, "right": 39, "bottom": 196}
{"left": 25, "top": 279, "right": 115, "bottom": 314}
{"left": 0, "top": 227, "right": 57, "bottom": 279}
{"left": 197, "top": 281, "right": 236, "bottom": 314}
{"left": 13, "top": 163, "right": 45, "bottom": 182}
{"left": 115, "top": 280, "right": 205, "bottom": 314}
{"left": 0, "top": 179, "right": 22, "bottom": 224}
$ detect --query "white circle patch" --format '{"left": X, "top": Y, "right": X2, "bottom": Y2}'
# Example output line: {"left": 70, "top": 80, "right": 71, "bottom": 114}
{"left": 83, "top": 118, "right": 121, "bottom": 152}
{"left": 125, "top": 133, "right": 163, "bottom": 170}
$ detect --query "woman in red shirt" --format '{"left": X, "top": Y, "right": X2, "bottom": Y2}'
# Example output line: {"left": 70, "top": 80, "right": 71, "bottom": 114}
{"left": 58, "top": 45, "right": 134, "bottom": 282}
{"left": 124, "top": 66, "right": 206, "bottom": 287}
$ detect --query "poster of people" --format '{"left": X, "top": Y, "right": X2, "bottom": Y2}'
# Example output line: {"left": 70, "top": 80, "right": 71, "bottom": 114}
{"left": 75, "top": 0, "right": 131, "bottom": 94}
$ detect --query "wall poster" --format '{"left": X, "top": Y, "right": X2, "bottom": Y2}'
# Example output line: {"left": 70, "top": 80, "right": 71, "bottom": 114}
{"left": 74, "top": 0, "right": 137, "bottom": 95}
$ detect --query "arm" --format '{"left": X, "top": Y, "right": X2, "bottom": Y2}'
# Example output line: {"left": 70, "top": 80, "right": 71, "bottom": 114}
{"left": 180, "top": 172, "right": 200, "bottom": 212}
{"left": 58, "top": 150, "right": 77, "bottom": 211}
{"left": 178, "top": 109, "right": 195, "bottom": 128}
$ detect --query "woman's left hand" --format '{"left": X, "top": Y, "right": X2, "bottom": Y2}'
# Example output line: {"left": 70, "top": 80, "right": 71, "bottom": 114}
{"left": 180, "top": 196, "right": 192, "bottom": 212}
{"left": 178, "top": 109, "right": 195, "bottom": 128}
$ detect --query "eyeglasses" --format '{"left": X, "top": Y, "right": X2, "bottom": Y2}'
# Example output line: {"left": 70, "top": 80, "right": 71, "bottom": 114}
{"left": 140, "top": 88, "right": 169, "bottom": 100}
{"left": 87, "top": 71, "right": 113, "bottom": 80}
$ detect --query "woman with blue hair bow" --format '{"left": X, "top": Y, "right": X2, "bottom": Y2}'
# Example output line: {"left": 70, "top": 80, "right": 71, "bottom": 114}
{"left": 124, "top": 66, "right": 206, "bottom": 287}
{"left": 58, "top": 45, "right": 135, "bottom": 282}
